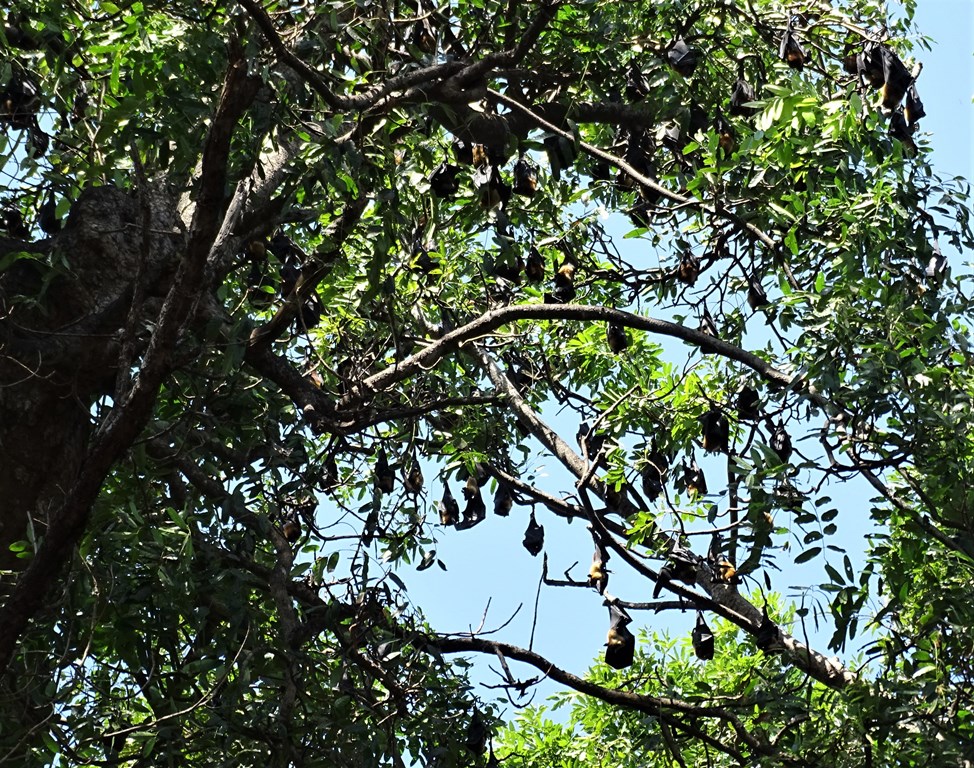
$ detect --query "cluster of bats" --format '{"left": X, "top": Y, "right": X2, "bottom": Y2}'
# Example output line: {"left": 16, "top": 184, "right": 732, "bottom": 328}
{"left": 242, "top": 234, "right": 324, "bottom": 329}
{"left": 595, "top": 531, "right": 781, "bottom": 668}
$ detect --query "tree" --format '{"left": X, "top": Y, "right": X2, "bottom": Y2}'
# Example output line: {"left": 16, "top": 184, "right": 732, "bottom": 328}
{"left": 0, "top": 0, "right": 971, "bottom": 764}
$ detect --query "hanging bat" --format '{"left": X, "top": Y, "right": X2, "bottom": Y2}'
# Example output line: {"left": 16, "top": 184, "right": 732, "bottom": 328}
{"left": 375, "top": 448, "right": 396, "bottom": 494}
{"left": 667, "top": 38, "right": 699, "bottom": 77}
{"left": 653, "top": 543, "right": 698, "bottom": 598}
{"left": 698, "top": 308, "right": 719, "bottom": 354}
{"left": 465, "top": 710, "right": 487, "bottom": 754}
{"left": 606, "top": 321, "right": 630, "bottom": 354}
{"left": 889, "top": 108, "right": 917, "bottom": 155}
{"left": 736, "top": 386, "right": 760, "bottom": 421}
{"left": 402, "top": 455, "right": 423, "bottom": 494}
{"left": 493, "top": 481, "right": 513, "bottom": 516}
{"left": 576, "top": 422, "right": 607, "bottom": 464}
{"left": 683, "top": 457, "right": 707, "bottom": 497}
{"left": 625, "top": 62, "right": 650, "bottom": 101}
{"left": 692, "top": 612, "right": 715, "bottom": 660}
{"left": 925, "top": 238, "right": 946, "bottom": 279}
{"left": 700, "top": 409, "right": 729, "bottom": 454}
{"left": 747, "top": 276, "right": 769, "bottom": 310}
{"left": 779, "top": 18, "right": 805, "bottom": 70}
{"left": 857, "top": 42, "right": 886, "bottom": 89}
{"left": 282, "top": 513, "right": 302, "bottom": 544}
{"left": 550, "top": 260, "right": 576, "bottom": 303}
{"left": 905, "top": 82, "right": 925, "bottom": 127}
{"left": 588, "top": 536, "right": 610, "bottom": 594}
{"left": 453, "top": 137, "right": 474, "bottom": 165}
{"left": 458, "top": 487, "right": 486, "bottom": 530}
{"left": 714, "top": 109, "right": 735, "bottom": 156}
{"left": 641, "top": 451, "right": 667, "bottom": 502}
{"left": 729, "top": 61, "right": 757, "bottom": 116}
{"left": 522, "top": 512, "right": 544, "bottom": 556}
{"left": 525, "top": 247, "right": 545, "bottom": 283}
{"left": 439, "top": 482, "right": 460, "bottom": 526}
{"left": 513, "top": 156, "right": 539, "bottom": 198}
{"left": 38, "top": 192, "right": 60, "bottom": 235}
{"left": 544, "top": 134, "right": 577, "bottom": 180}
{"left": 755, "top": 606, "right": 780, "bottom": 652}
{"left": 429, "top": 162, "right": 461, "bottom": 198}
{"left": 678, "top": 251, "right": 700, "bottom": 285}
{"left": 880, "top": 45, "right": 912, "bottom": 110}
{"left": 604, "top": 603, "right": 635, "bottom": 669}
{"left": 463, "top": 461, "right": 490, "bottom": 499}
{"left": 770, "top": 420, "right": 792, "bottom": 464}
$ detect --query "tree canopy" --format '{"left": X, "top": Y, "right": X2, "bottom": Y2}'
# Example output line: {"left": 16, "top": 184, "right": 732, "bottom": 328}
{"left": 0, "top": 0, "right": 972, "bottom": 765}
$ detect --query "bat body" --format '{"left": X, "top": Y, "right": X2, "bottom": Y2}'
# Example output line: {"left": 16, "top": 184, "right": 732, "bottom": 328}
{"left": 604, "top": 604, "right": 636, "bottom": 669}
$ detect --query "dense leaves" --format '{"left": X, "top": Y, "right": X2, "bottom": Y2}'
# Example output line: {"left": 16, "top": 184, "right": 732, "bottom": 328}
{"left": 0, "top": 0, "right": 972, "bottom": 765}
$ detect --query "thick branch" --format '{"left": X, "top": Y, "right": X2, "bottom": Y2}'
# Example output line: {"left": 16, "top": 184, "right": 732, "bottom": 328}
{"left": 0, "top": 47, "right": 260, "bottom": 673}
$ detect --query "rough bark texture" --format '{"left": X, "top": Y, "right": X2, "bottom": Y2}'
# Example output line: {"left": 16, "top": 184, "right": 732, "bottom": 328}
{"left": 0, "top": 183, "right": 183, "bottom": 576}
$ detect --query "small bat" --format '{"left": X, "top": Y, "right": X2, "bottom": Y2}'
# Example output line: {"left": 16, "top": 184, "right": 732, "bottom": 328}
{"left": 692, "top": 613, "right": 715, "bottom": 660}
{"left": 736, "top": 386, "right": 760, "bottom": 421}
{"left": 684, "top": 457, "right": 707, "bottom": 497}
{"left": 604, "top": 603, "right": 636, "bottom": 669}
{"left": 779, "top": 18, "right": 805, "bottom": 70}
{"left": 700, "top": 408, "right": 729, "bottom": 454}
{"left": 525, "top": 247, "right": 545, "bottom": 283}
{"left": 493, "top": 481, "right": 513, "bottom": 516}
{"left": 755, "top": 606, "right": 780, "bottom": 652}
{"left": 439, "top": 482, "right": 459, "bottom": 526}
{"left": 641, "top": 452, "right": 667, "bottom": 502}
{"left": 606, "top": 321, "right": 630, "bottom": 354}
{"left": 375, "top": 448, "right": 396, "bottom": 494}
{"left": 458, "top": 487, "right": 486, "bottom": 530}
{"left": 770, "top": 420, "right": 792, "bottom": 464}
{"left": 429, "top": 163, "right": 461, "bottom": 198}
{"left": 403, "top": 456, "right": 424, "bottom": 494}
{"left": 729, "top": 61, "right": 757, "bottom": 117}
{"left": 747, "top": 276, "right": 769, "bottom": 310}
{"left": 667, "top": 38, "right": 699, "bottom": 77}
{"left": 879, "top": 45, "right": 912, "bottom": 110}
{"left": 588, "top": 536, "right": 610, "bottom": 594}
{"left": 513, "top": 156, "right": 539, "bottom": 198}
{"left": 522, "top": 512, "right": 544, "bottom": 556}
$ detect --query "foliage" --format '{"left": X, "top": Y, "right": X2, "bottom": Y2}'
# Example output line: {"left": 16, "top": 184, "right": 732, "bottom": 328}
{"left": 0, "top": 0, "right": 972, "bottom": 765}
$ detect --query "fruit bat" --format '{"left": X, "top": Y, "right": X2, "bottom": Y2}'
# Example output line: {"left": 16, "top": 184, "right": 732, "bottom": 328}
{"left": 549, "top": 261, "right": 576, "bottom": 303}
{"left": 522, "top": 512, "right": 544, "bottom": 556}
{"left": 544, "top": 134, "right": 576, "bottom": 180}
{"left": 683, "top": 457, "right": 707, "bottom": 497}
{"left": 755, "top": 606, "right": 780, "bottom": 652}
{"left": 465, "top": 710, "right": 487, "bottom": 755}
{"left": 471, "top": 143, "right": 489, "bottom": 168}
{"left": 736, "top": 386, "right": 760, "bottom": 421}
{"left": 667, "top": 38, "right": 699, "bottom": 77}
{"left": 729, "top": 62, "right": 757, "bottom": 117}
{"left": 747, "top": 276, "right": 770, "bottom": 310}
{"left": 439, "top": 482, "right": 460, "bottom": 526}
{"left": 606, "top": 322, "right": 630, "bottom": 354}
{"left": 1, "top": 206, "right": 29, "bottom": 238}
{"left": 714, "top": 109, "right": 735, "bottom": 156}
{"left": 604, "top": 604, "right": 635, "bottom": 669}
{"left": 282, "top": 514, "right": 301, "bottom": 544}
{"left": 474, "top": 165, "right": 511, "bottom": 210}
{"left": 525, "top": 247, "right": 545, "bottom": 283}
{"left": 27, "top": 124, "right": 48, "bottom": 157}
{"left": 453, "top": 137, "right": 474, "bottom": 165}
{"left": 905, "top": 82, "right": 925, "bottom": 127}
{"left": 576, "top": 422, "right": 607, "bottom": 464}
{"left": 641, "top": 452, "right": 667, "bottom": 502}
{"left": 493, "top": 481, "right": 513, "bottom": 516}
{"left": 375, "top": 449, "right": 396, "bottom": 494}
{"left": 925, "top": 238, "right": 946, "bottom": 279}
{"left": 458, "top": 487, "right": 486, "bottom": 530}
{"left": 38, "top": 193, "right": 60, "bottom": 235}
{"left": 653, "top": 546, "right": 697, "bottom": 598}
{"left": 880, "top": 45, "right": 912, "bottom": 110}
{"left": 779, "top": 19, "right": 805, "bottom": 71}
{"left": 625, "top": 62, "right": 650, "bottom": 101}
{"left": 678, "top": 251, "right": 700, "bottom": 286}
{"left": 857, "top": 42, "right": 886, "bottom": 89}
{"left": 698, "top": 308, "right": 719, "bottom": 355}
{"left": 462, "top": 462, "right": 489, "bottom": 499}
{"left": 410, "top": 12, "right": 437, "bottom": 54}
{"left": 429, "top": 163, "right": 461, "bottom": 198}
{"left": 692, "top": 613, "right": 714, "bottom": 660}
{"left": 588, "top": 537, "right": 610, "bottom": 594}
{"left": 0, "top": 71, "right": 40, "bottom": 129}
{"left": 299, "top": 294, "right": 324, "bottom": 330}
{"left": 700, "top": 408, "right": 729, "bottom": 454}
{"left": 770, "top": 420, "right": 792, "bottom": 464}
{"left": 888, "top": 108, "right": 916, "bottom": 155}
{"left": 403, "top": 457, "right": 424, "bottom": 494}
{"left": 513, "top": 156, "right": 538, "bottom": 198}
